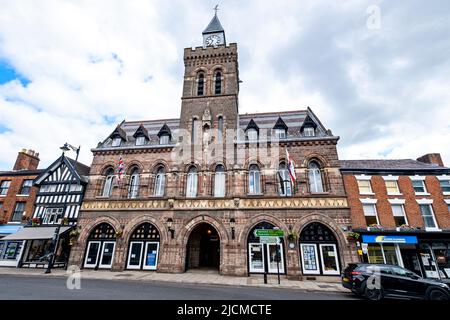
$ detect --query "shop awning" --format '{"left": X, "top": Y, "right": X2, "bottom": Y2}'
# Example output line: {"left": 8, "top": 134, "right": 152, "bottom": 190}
{"left": 0, "top": 226, "right": 72, "bottom": 241}
{"left": 362, "top": 235, "right": 418, "bottom": 244}
{"left": 0, "top": 225, "right": 24, "bottom": 237}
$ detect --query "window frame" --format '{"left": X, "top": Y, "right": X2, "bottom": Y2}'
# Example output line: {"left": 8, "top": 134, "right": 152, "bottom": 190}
{"left": 159, "top": 134, "right": 170, "bottom": 145}
{"left": 410, "top": 178, "right": 428, "bottom": 195}
{"left": 278, "top": 162, "right": 292, "bottom": 196}
{"left": 11, "top": 202, "right": 26, "bottom": 222}
{"left": 383, "top": 176, "right": 401, "bottom": 195}
{"left": 308, "top": 161, "right": 324, "bottom": 193}
{"left": 128, "top": 168, "right": 140, "bottom": 199}
{"left": 197, "top": 72, "right": 205, "bottom": 96}
{"left": 418, "top": 202, "right": 439, "bottom": 231}
{"left": 214, "top": 165, "right": 226, "bottom": 197}
{"left": 186, "top": 167, "right": 198, "bottom": 198}
{"left": 111, "top": 137, "right": 122, "bottom": 147}
{"left": 303, "top": 127, "right": 315, "bottom": 137}
{"left": 0, "top": 180, "right": 11, "bottom": 196}
{"left": 42, "top": 207, "right": 64, "bottom": 225}
{"left": 390, "top": 203, "right": 408, "bottom": 227}
{"left": 214, "top": 70, "right": 222, "bottom": 95}
{"left": 361, "top": 201, "right": 380, "bottom": 226}
{"left": 135, "top": 136, "right": 146, "bottom": 146}
{"left": 247, "top": 128, "right": 258, "bottom": 143}
{"left": 154, "top": 167, "right": 166, "bottom": 197}
{"left": 19, "top": 179, "right": 34, "bottom": 195}
{"left": 102, "top": 169, "right": 115, "bottom": 198}
{"left": 248, "top": 164, "right": 261, "bottom": 195}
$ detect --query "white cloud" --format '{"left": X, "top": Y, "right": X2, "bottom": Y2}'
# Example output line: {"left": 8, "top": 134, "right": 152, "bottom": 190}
{"left": 0, "top": 0, "right": 449, "bottom": 169}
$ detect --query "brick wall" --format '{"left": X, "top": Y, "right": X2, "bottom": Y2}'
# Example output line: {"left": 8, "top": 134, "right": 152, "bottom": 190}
{"left": 343, "top": 174, "right": 450, "bottom": 230}
{"left": 0, "top": 175, "right": 39, "bottom": 223}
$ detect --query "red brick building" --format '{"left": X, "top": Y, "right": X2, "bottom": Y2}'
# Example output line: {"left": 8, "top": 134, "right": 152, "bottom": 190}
{"left": 341, "top": 153, "right": 450, "bottom": 280}
{"left": 68, "top": 13, "right": 358, "bottom": 280}
{"left": 0, "top": 149, "right": 44, "bottom": 266}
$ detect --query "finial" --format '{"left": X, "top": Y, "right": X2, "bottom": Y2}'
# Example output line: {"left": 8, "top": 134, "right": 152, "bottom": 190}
{"left": 214, "top": 4, "right": 219, "bottom": 15}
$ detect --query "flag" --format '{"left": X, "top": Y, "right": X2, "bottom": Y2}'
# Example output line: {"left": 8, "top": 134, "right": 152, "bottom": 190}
{"left": 286, "top": 148, "right": 296, "bottom": 184}
{"left": 117, "top": 156, "right": 125, "bottom": 183}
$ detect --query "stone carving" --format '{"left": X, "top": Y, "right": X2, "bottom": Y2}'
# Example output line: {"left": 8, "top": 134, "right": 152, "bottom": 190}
{"left": 81, "top": 197, "right": 348, "bottom": 211}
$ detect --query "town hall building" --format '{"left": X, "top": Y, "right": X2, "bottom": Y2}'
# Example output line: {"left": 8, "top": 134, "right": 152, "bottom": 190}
{"left": 68, "top": 13, "right": 358, "bottom": 279}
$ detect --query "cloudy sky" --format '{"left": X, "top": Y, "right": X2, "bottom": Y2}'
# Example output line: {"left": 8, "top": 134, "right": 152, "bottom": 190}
{"left": 0, "top": 0, "right": 449, "bottom": 170}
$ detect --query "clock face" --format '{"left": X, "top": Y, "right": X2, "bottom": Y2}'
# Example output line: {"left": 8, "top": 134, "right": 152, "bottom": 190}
{"left": 205, "top": 34, "right": 221, "bottom": 46}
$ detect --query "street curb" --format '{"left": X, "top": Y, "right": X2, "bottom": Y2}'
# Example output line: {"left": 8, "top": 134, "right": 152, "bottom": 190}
{"left": 0, "top": 270, "right": 347, "bottom": 294}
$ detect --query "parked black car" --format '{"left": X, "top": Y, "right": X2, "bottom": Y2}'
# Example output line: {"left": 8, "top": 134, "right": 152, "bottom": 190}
{"left": 342, "top": 263, "right": 450, "bottom": 300}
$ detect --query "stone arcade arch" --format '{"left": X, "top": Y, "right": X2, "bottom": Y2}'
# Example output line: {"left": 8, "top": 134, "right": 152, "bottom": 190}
{"left": 83, "top": 222, "right": 117, "bottom": 270}
{"left": 247, "top": 221, "right": 286, "bottom": 275}
{"left": 298, "top": 222, "right": 341, "bottom": 276}
{"left": 185, "top": 222, "right": 220, "bottom": 272}
{"left": 126, "top": 222, "right": 161, "bottom": 271}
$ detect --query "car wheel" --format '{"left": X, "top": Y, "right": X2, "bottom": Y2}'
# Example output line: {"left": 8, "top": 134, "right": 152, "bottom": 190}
{"left": 428, "top": 289, "right": 449, "bottom": 301}
{"left": 365, "top": 285, "right": 383, "bottom": 301}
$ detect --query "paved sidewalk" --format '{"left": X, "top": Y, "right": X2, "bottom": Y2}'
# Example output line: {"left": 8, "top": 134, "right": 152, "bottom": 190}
{"left": 0, "top": 267, "right": 347, "bottom": 293}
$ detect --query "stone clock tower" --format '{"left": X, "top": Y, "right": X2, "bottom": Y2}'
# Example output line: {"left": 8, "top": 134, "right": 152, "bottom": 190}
{"left": 179, "top": 13, "right": 240, "bottom": 136}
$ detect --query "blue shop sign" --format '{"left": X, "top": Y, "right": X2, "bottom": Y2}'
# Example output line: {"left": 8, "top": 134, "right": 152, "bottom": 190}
{"left": 362, "top": 235, "right": 418, "bottom": 244}
{"left": 0, "top": 225, "right": 23, "bottom": 236}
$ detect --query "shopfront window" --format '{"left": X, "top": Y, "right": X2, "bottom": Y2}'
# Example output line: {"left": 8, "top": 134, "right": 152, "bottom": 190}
{"left": 0, "top": 241, "right": 23, "bottom": 260}
{"left": 367, "top": 244, "right": 384, "bottom": 264}
{"left": 383, "top": 244, "right": 399, "bottom": 265}
{"left": 431, "top": 243, "right": 450, "bottom": 279}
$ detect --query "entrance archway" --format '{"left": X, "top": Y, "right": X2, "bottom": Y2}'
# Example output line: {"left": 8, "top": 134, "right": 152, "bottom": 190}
{"left": 186, "top": 223, "right": 220, "bottom": 271}
{"left": 299, "top": 222, "right": 340, "bottom": 275}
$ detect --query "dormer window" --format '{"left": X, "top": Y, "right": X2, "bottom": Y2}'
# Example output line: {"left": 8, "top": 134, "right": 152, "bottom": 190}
{"left": 159, "top": 134, "right": 170, "bottom": 145}
{"left": 247, "top": 129, "right": 258, "bottom": 142}
{"left": 135, "top": 136, "right": 145, "bottom": 146}
{"left": 275, "top": 129, "right": 286, "bottom": 139}
{"left": 304, "top": 127, "right": 315, "bottom": 137}
{"left": 111, "top": 137, "right": 122, "bottom": 147}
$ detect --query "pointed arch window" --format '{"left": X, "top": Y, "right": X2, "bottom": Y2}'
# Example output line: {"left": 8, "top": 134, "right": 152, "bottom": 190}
{"left": 102, "top": 168, "right": 115, "bottom": 197}
{"left": 214, "top": 164, "right": 226, "bottom": 197}
{"left": 154, "top": 167, "right": 166, "bottom": 196}
{"left": 214, "top": 70, "right": 222, "bottom": 95}
{"left": 278, "top": 162, "right": 292, "bottom": 196}
{"left": 128, "top": 167, "right": 140, "bottom": 199}
{"left": 197, "top": 72, "right": 205, "bottom": 96}
{"left": 249, "top": 164, "right": 261, "bottom": 194}
{"left": 308, "top": 161, "right": 324, "bottom": 193}
{"left": 186, "top": 166, "right": 198, "bottom": 198}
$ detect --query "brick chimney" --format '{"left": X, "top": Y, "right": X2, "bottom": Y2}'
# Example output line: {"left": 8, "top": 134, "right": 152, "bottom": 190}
{"left": 13, "top": 149, "right": 40, "bottom": 171}
{"left": 417, "top": 153, "right": 444, "bottom": 167}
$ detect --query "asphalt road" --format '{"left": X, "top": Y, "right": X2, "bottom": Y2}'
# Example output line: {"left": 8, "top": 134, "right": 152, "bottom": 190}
{"left": 0, "top": 274, "right": 357, "bottom": 300}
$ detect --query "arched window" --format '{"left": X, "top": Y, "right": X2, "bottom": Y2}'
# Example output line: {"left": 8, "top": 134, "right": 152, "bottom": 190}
{"left": 102, "top": 168, "right": 115, "bottom": 197}
{"left": 308, "top": 161, "right": 324, "bottom": 193}
{"left": 127, "top": 223, "right": 161, "bottom": 270}
{"left": 278, "top": 162, "right": 292, "bottom": 196}
{"left": 128, "top": 167, "right": 140, "bottom": 199}
{"left": 154, "top": 167, "right": 165, "bottom": 196}
{"left": 214, "top": 164, "right": 226, "bottom": 197}
{"left": 186, "top": 166, "right": 198, "bottom": 198}
{"left": 214, "top": 70, "right": 222, "bottom": 95}
{"left": 248, "top": 222, "right": 285, "bottom": 274}
{"left": 197, "top": 73, "right": 204, "bottom": 96}
{"left": 217, "top": 116, "right": 223, "bottom": 143}
{"left": 299, "top": 222, "right": 340, "bottom": 275}
{"left": 191, "top": 118, "right": 198, "bottom": 145}
{"left": 248, "top": 164, "right": 261, "bottom": 194}
{"left": 84, "top": 223, "right": 116, "bottom": 269}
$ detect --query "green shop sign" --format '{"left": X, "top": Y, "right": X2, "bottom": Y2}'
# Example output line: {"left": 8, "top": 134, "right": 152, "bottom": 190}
{"left": 253, "top": 229, "right": 285, "bottom": 237}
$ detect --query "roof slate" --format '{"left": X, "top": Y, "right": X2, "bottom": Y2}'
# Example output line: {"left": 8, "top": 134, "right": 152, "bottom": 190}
{"left": 340, "top": 159, "right": 449, "bottom": 171}
{"left": 203, "top": 14, "right": 224, "bottom": 34}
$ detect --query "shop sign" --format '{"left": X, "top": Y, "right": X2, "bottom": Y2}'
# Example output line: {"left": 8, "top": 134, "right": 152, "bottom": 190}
{"left": 254, "top": 229, "right": 284, "bottom": 237}
{"left": 259, "top": 236, "right": 280, "bottom": 244}
{"left": 362, "top": 235, "right": 418, "bottom": 244}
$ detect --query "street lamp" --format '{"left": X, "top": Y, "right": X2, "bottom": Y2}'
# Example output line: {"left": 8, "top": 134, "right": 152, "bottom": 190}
{"left": 230, "top": 218, "right": 236, "bottom": 240}
{"left": 45, "top": 143, "right": 80, "bottom": 274}
{"left": 167, "top": 218, "right": 175, "bottom": 239}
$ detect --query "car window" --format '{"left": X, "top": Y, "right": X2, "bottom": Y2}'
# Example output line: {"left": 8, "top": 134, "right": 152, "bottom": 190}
{"left": 366, "top": 265, "right": 392, "bottom": 275}
{"left": 392, "top": 267, "right": 409, "bottom": 277}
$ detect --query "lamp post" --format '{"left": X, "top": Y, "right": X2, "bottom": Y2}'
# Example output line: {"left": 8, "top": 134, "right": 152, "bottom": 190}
{"left": 45, "top": 143, "right": 80, "bottom": 274}
{"left": 230, "top": 218, "right": 236, "bottom": 240}
{"left": 167, "top": 218, "right": 175, "bottom": 239}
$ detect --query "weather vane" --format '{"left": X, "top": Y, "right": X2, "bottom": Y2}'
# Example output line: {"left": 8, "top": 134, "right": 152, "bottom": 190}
{"left": 214, "top": 4, "right": 219, "bottom": 15}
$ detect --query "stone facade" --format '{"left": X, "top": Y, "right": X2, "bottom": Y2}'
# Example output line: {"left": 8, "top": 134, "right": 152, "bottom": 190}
{"left": 68, "top": 14, "right": 358, "bottom": 279}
